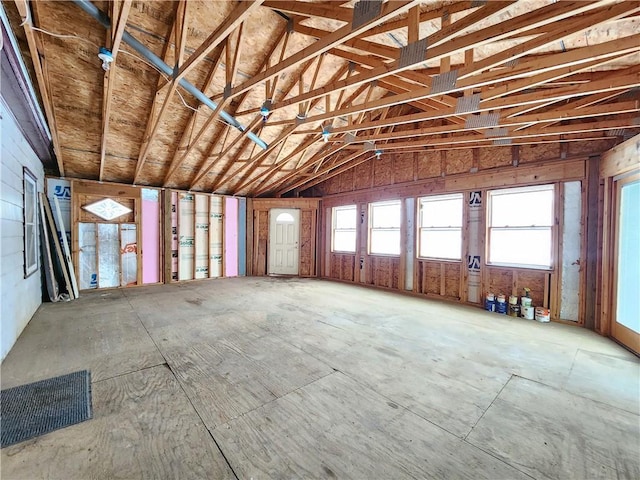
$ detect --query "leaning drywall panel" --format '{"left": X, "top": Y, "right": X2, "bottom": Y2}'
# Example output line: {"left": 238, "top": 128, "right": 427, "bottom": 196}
{"left": 195, "top": 194, "right": 209, "bottom": 279}
{"left": 141, "top": 188, "right": 160, "bottom": 284}
{"left": 209, "top": 195, "right": 223, "bottom": 277}
{"left": 178, "top": 192, "right": 195, "bottom": 281}
{"left": 560, "top": 181, "right": 582, "bottom": 321}
{"left": 46, "top": 178, "right": 71, "bottom": 246}
{"left": 225, "top": 197, "right": 239, "bottom": 277}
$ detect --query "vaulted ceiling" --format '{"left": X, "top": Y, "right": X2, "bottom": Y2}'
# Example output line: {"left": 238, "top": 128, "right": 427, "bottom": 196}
{"left": 6, "top": 0, "right": 640, "bottom": 196}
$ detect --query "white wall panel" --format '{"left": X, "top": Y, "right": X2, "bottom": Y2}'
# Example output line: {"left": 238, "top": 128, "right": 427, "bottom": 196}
{"left": 0, "top": 99, "right": 44, "bottom": 361}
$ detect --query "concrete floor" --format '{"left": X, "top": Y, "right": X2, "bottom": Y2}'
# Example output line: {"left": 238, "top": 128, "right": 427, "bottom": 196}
{"left": 1, "top": 277, "right": 639, "bottom": 479}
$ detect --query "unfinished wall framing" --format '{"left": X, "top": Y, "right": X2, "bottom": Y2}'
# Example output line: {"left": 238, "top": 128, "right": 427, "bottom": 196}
{"left": 72, "top": 181, "right": 138, "bottom": 289}
{"left": 314, "top": 149, "right": 593, "bottom": 324}
{"left": 167, "top": 190, "right": 245, "bottom": 282}
{"left": 67, "top": 181, "right": 249, "bottom": 289}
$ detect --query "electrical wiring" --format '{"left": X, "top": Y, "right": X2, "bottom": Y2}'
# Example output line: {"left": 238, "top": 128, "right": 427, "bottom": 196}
{"left": 113, "top": 51, "right": 236, "bottom": 125}
{"left": 117, "top": 50, "right": 202, "bottom": 114}
{"left": 18, "top": 6, "right": 30, "bottom": 26}
{"left": 19, "top": 22, "right": 238, "bottom": 126}
{"left": 29, "top": 26, "right": 100, "bottom": 48}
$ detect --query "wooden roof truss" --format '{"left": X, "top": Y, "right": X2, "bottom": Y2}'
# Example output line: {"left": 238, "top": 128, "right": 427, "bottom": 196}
{"left": 10, "top": 0, "right": 639, "bottom": 195}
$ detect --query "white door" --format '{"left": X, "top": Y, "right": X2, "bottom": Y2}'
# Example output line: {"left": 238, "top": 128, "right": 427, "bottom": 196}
{"left": 269, "top": 208, "right": 300, "bottom": 275}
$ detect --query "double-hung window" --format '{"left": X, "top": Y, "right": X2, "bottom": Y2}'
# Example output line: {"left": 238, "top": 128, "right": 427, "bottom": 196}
{"left": 23, "top": 168, "right": 38, "bottom": 277}
{"left": 332, "top": 205, "right": 357, "bottom": 253}
{"left": 487, "top": 184, "right": 554, "bottom": 268}
{"left": 418, "top": 193, "right": 463, "bottom": 260}
{"left": 369, "top": 200, "right": 401, "bottom": 255}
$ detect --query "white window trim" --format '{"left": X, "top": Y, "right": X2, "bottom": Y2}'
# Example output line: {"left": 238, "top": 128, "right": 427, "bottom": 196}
{"left": 369, "top": 200, "right": 402, "bottom": 256}
{"left": 417, "top": 193, "right": 464, "bottom": 261}
{"left": 486, "top": 183, "right": 555, "bottom": 270}
{"left": 23, "top": 168, "right": 39, "bottom": 278}
{"left": 331, "top": 205, "right": 357, "bottom": 253}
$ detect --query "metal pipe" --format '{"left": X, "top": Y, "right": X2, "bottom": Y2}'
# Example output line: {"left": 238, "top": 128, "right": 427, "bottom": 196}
{"left": 72, "top": 0, "right": 268, "bottom": 150}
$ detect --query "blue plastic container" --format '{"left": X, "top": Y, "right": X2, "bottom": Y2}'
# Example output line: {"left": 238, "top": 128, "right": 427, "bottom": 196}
{"left": 485, "top": 298, "right": 495, "bottom": 312}
{"left": 496, "top": 300, "right": 508, "bottom": 314}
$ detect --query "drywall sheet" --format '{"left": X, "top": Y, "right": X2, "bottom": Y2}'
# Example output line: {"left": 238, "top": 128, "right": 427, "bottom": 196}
{"left": 225, "top": 197, "right": 239, "bottom": 277}
{"left": 141, "top": 189, "right": 160, "bottom": 284}
{"left": 121, "top": 224, "right": 137, "bottom": 286}
{"left": 46, "top": 178, "right": 71, "bottom": 246}
{"left": 560, "top": 181, "right": 581, "bottom": 321}
{"left": 467, "top": 191, "right": 482, "bottom": 303}
{"left": 209, "top": 196, "right": 223, "bottom": 278}
{"left": 78, "top": 223, "right": 97, "bottom": 290}
{"left": 238, "top": 198, "right": 247, "bottom": 276}
{"left": 98, "top": 223, "right": 120, "bottom": 288}
{"left": 171, "top": 191, "right": 178, "bottom": 281}
{"left": 195, "top": 194, "right": 209, "bottom": 279}
{"left": 178, "top": 193, "right": 195, "bottom": 281}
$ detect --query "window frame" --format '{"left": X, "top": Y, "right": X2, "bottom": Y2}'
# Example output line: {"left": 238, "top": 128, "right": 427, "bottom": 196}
{"left": 368, "top": 199, "right": 402, "bottom": 256}
{"left": 331, "top": 205, "right": 357, "bottom": 253}
{"left": 486, "top": 183, "right": 555, "bottom": 270}
{"left": 417, "top": 193, "right": 464, "bottom": 261}
{"left": 23, "top": 167, "right": 39, "bottom": 278}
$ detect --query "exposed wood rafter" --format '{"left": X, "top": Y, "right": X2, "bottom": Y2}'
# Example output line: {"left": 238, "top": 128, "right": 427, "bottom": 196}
{"left": 16, "top": 0, "right": 639, "bottom": 195}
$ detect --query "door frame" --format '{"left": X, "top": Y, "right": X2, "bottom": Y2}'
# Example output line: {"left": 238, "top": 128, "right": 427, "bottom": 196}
{"left": 267, "top": 208, "right": 301, "bottom": 275}
{"left": 610, "top": 171, "right": 640, "bottom": 353}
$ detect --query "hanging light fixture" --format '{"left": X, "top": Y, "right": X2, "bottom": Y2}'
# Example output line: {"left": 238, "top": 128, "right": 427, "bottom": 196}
{"left": 321, "top": 125, "right": 332, "bottom": 142}
{"left": 260, "top": 99, "right": 273, "bottom": 121}
{"left": 98, "top": 46, "right": 113, "bottom": 71}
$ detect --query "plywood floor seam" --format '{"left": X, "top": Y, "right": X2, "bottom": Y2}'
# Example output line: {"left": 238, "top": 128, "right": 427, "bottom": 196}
{"left": 88, "top": 361, "right": 170, "bottom": 385}
{"left": 2, "top": 277, "right": 638, "bottom": 479}
{"left": 462, "top": 373, "right": 517, "bottom": 442}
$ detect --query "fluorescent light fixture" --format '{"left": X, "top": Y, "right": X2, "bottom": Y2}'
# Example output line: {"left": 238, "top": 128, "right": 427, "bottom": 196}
{"left": 82, "top": 198, "right": 131, "bottom": 220}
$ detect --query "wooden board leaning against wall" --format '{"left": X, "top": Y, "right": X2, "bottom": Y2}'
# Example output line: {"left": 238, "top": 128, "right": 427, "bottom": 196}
{"left": 307, "top": 143, "right": 601, "bottom": 326}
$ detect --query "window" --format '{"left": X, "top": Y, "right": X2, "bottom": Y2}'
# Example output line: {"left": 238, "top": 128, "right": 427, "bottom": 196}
{"left": 276, "top": 212, "right": 295, "bottom": 223}
{"left": 82, "top": 198, "right": 132, "bottom": 221}
{"left": 487, "top": 184, "right": 554, "bottom": 268}
{"left": 332, "top": 205, "right": 357, "bottom": 253}
{"left": 369, "top": 200, "right": 401, "bottom": 255}
{"left": 23, "top": 168, "right": 38, "bottom": 277}
{"left": 418, "top": 193, "right": 463, "bottom": 260}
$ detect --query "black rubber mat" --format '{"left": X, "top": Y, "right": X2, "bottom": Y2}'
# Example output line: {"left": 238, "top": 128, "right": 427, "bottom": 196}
{"left": 1, "top": 370, "right": 92, "bottom": 448}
